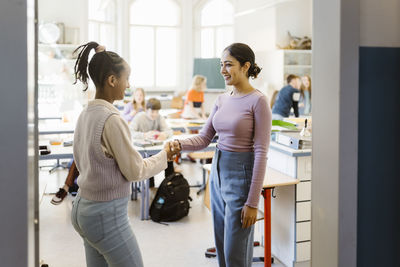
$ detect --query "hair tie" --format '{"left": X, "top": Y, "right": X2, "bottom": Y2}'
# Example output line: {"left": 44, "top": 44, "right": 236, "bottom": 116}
{"left": 95, "top": 45, "right": 106, "bottom": 53}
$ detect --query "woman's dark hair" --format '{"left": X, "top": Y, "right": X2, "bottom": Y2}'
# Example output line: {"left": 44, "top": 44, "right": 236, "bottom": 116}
{"left": 73, "top": 41, "right": 126, "bottom": 91}
{"left": 223, "top": 43, "right": 262, "bottom": 79}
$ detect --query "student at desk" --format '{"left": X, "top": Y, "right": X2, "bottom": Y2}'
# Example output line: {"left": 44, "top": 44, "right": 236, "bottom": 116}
{"left": 70, "top": 42, "right": 177, "bottom": 267}
{"left": 299, "top": 75, "right": 312, "bottom": 115}
{"left": 181, "top": 75, "right": 207, "bottom": 119}
{"left": 122, "top": 87, "right": 145, "bottom": 123}
{"left": 130, "top": 98, "right": 173, "bottom": 140}
{"left": 271, "top": 74, "right": 301, "bottom": 120}
{"left": 130, "top": 98, "right": 174, "bottom": 186}
{"left": 170, "top": 43, "right": 272, "bottom": 267}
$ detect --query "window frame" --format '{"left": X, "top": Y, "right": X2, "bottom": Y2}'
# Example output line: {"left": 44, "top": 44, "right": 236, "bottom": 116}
{"left": 128, "top": 0, "right": 182, "bottom": 91}
{"left": 87, "top": 0, "right": 117, "bottom": 51}
{"left": 194, "top": 0, "right": 234, "bottom": 58}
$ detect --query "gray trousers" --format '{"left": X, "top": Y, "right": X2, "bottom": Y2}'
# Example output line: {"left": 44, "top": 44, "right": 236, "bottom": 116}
{"left": 210, "top": 148, "right": 255, "bottom": 267}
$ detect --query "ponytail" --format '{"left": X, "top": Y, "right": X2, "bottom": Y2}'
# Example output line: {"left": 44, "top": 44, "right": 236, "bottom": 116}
{"left": 73, "top": 41, "right": 126, "bottom": 91}
{"left": 73, "top": 42, "right": 99, "bottom": 91}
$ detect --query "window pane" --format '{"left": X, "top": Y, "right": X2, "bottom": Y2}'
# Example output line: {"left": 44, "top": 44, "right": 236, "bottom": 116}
{"left": 89, "top": 0, "right": 115, "bottom": 22}
{"left": 201, "top": 0, "right": 234, "bottom": 26}
{"left": 130, "top": 0, "right": 180, "bottom": 26}
{"left": 215, "top": 26, "right": 233, "bottom": 57}
{"left": 88, "top": 22, "right": 99, "bottom": 42}
{"left": 99, "top": 24, "right": 115, "bottom": 51}
{"left": 130, "top": 26, "right": 154, "bottom": 87}
{"left": 201, "top": 28, "right": 214, "bottom": 58}
{"left": 156, "top": 28, "right": 178, "bottom": 87}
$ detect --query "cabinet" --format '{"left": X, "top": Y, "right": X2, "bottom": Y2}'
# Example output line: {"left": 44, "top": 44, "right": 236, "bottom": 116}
{"left": 265, "top": 50, "right": 312, "bottom": 91}
{"left": 266, "top": 142, "right": 312, "bottom": 267}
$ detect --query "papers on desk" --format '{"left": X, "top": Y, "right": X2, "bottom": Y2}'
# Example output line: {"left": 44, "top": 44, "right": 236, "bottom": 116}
{"left": 187, "top": 119, "right": 205, "bottom": 125}
{"left": 275, "top": 132, "right": 312, "bottom": 149}
{"left": 271, "top": 120, "right": 299, "bottom": 132}
{"left": 133, "top": 139, "right": 164, "bottom": 147}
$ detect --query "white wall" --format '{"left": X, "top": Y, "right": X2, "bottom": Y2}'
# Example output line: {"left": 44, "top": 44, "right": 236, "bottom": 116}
{"left": 232, "top": 0, "right": 312, "bottom": 101}
{"left": 39, "top": 0, "right": 87, "bottom": 44}
{"left": 234, "top": 0, "right": 312, "bottom": 49}
{"left": 275, "top": 0, "right": 312, "bottom": 47}
{"left": 360, "top": 0, "right": 400, "bottom": 47}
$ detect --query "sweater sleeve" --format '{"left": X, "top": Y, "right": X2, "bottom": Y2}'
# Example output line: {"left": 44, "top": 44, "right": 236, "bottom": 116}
{"left": 179, "top": 101, "right": 218, "bottom": 151}
{"left": 102, "top": 115, "right": 167, "bottom": 181}
{"left": 245, "top": 95, "right": 272, "bottom": 208}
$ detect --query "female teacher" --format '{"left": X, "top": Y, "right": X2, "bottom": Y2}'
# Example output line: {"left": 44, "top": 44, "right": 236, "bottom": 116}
{"left": 171, "top": 43, "right": 272, "bottom": 267}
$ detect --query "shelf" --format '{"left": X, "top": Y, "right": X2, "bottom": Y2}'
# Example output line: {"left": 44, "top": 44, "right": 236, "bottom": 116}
{"left": 284, "top": 65, "right": 312, "bottom": 68}
{"left": 280, "top": 49, "right": 312, "bottom": 53}
{"left": 38, "top": 43, "right": 79, "bottom": 49}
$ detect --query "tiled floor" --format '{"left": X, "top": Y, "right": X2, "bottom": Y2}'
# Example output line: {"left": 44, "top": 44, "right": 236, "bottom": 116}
{"left": 39, "top": 159, "right": 284, "bottom": 267}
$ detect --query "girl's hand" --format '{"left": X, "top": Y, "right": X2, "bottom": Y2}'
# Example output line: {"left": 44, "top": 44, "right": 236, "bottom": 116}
{"left": 241, "top": 205, "right": 258, "bottom": 228}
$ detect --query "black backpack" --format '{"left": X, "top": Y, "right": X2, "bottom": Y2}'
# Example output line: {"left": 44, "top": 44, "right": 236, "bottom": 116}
{"left": 150, "top": 172, "right": 192, "bottom": 222}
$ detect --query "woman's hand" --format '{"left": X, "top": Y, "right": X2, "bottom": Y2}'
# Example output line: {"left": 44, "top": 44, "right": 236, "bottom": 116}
{"left": 170, "top": 140, "right": 182, "bottom": 153}
{"left": 241, "top": 205, "right": 258, "bottom": 228}
{"left": 163, "top": 142, "right": 175, "bottom": 161}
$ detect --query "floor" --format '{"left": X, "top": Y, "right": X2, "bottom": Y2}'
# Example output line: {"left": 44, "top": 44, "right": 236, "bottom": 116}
{"left": 39, "top": 158, "right": 284, "bottom": 267}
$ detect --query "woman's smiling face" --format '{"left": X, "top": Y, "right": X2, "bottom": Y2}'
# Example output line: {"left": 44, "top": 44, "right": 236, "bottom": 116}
{"left": 220, "top": 50, "right": 248, "bottom": 86}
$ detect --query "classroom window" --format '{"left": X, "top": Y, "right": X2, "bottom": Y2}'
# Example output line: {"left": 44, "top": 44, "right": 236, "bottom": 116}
{"left": 88, "top": 0, "right": 116, "bottom": 51}
{"left": 129, "top": 0, "right": 181, "bottom": 89}
{"left": 197, "top": 0, "right": 234, "bottom": 58}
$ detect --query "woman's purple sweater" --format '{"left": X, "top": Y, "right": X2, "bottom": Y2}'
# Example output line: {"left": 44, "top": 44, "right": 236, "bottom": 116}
{"left": 179, "top": 90, "right": 272, "bottom": 208}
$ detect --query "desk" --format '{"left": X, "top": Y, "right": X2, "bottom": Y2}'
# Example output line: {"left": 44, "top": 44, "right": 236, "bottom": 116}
{"left": 201, "top": 165, "right": 298, "bottom": 265}
{"left": 38, "top": 116, "right": 62, "bottom": 121}
{"left": 159, "top": 108, "right": 180, "bottom": 117}
{"left": 261, "top": 168, "right": 299, "bottom": 267}
{"left": 39, "top": 123, "right": 75, "bottom": 135}
{"left": 39, "top": 135, "right": 216, "bottom": 220}
{"left": 39, "top": 145, "right": 73, "bottom": 161}
{"left": 166, "top": 118, "right": 206, "bottom": 133}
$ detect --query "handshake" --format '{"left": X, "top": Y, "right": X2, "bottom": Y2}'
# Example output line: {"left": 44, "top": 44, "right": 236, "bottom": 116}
{"left": 163, "top": 140, "right": 182, "bottom": 161}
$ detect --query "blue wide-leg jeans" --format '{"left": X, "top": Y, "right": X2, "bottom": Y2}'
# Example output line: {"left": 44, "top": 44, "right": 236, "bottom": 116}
{"left": 71, "top": 195, "right": 143, "bottom": 267}
{"left": 210, "top": 148, "right": 255, "bottom": 267}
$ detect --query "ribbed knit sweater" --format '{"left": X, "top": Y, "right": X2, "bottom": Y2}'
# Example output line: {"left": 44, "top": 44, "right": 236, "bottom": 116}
{"left": 73, "top": 99, "right": 167, "bottom": 201}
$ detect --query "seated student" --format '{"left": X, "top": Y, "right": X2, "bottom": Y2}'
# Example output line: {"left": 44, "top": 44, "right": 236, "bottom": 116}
{"left": 122, "top": 87, "right": 145, "bottom": 123}
{"left": 51, "top": 159, "right": 79, "bottom": 205}
{"left": 130, "top": 98, "right": 174, "bottom": 185}
{"left": 299, "top": 75, "right": 312, "bottom": 115}
{"left": 130, "top": 98, "right": 173, "bottom": 140}
{"left": 181, "top": 75, "right": 207, "bottom": 119}
{"left": 271, "top": 74, "right": 302, "bottom": 120}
